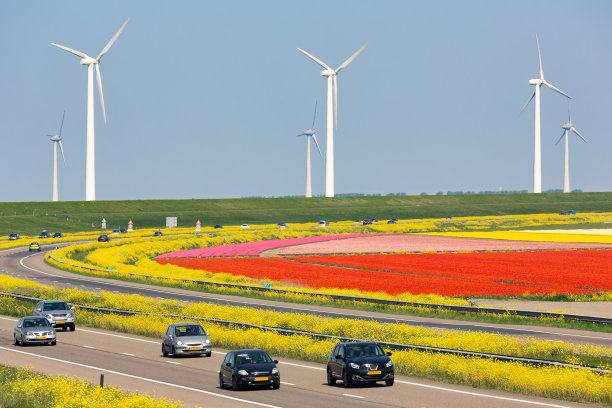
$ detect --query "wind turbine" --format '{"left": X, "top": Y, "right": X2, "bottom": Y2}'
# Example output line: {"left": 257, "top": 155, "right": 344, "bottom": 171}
{"left": 520, "top": 34, "right": 571, "bottom": 194}
{"left": 556, "top": 105, "right": 586, "bottom": 193}
{"left": 51, "top": 18, "right": 129, "bottom": 201}
{"left": 47, "top": 111, "right": 67, "bottom": 202}
{"left": 297, "top": 42, "right": 368, "bottom": 197}
{"left": 297, "top": 102, "right": 322, "bottom": 198}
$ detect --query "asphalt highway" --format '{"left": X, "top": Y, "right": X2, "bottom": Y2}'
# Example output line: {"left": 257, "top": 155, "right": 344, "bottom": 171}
{"left": 1, "top": 246, "right": 610, "bottom": 347}
{"left": 0, "top": 317, "right": 593, "bottom": 408}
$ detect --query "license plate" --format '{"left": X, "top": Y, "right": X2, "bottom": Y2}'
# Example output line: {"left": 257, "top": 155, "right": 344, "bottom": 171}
{"left": 190, "top": 346, "right": 201, "bottom": 351}
{"left": 36, "top": 336, "right": 46, "bottom": 340}
{"left": 255, "top": 377, "right": 269, "bottom": 381}
{"left": 368, "top": 370, "right": 381, "bottom": 375}
{"left": 56, "top": 321, "right": 65, "bottom": 324}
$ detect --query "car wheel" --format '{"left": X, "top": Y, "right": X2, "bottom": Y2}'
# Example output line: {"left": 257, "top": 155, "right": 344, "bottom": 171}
{"left": 327, "top": 367, "right": 336, "bottom": 386}
{"left": 219, "top": 373, "right": 225, "bottom": 389}
{"left": 205, "top": 352, "right": 211, "bottom": 357}
{"left": 171, "top": 346, "right": 176, "bottom": 357}
{"left": 14, "top": 334, "right": 19, "bottom": 346}
{"left": 232, "top": 375, "right": 240, "bottom": 391}
{"left": 69, "top": 324, "right": 75, "bottom": 332}
{"left": 342, "top": 370, "right": 352, "bottom": 388}
{"left": 385, "top": 378, "right": 394, "bottom": 386}
{"left": 51, "top": 341, "right": 56, "bottom": 346}
{"left": 63, "top": 326, "right": 68, "bottom": 331}
{"left": 272, "top": 382, "right": 280, "bottom": 390}
{"left": 162, "top": 345, "right": 168, "bottom": 357}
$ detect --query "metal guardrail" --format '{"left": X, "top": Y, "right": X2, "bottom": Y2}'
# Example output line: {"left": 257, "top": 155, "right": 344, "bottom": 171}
{"left": 47, "top": 255, "right": 612, "bottom": 325}
{"left": 1, "top": 291, "right": 610, "bottom": 375}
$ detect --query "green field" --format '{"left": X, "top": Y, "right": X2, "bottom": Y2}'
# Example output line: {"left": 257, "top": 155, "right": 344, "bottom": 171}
{"left": 1, "top": 192, "right": 611, "bottom": 235}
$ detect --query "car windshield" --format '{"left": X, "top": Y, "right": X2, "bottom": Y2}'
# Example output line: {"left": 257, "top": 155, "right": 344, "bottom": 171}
{"left": 235, "top": 350, "right": 273, "bottom": 365}
{"left": 174, "top": 325, "right": 206, "bottom": 337}
{"left": 43, "top": 302, "right": 69, "bottom": 311}
{"left": 345, "top": 344, "right": 385, "bottom": 358}
{"left": 23, "top": 318, "right": 51, "bottom": 328}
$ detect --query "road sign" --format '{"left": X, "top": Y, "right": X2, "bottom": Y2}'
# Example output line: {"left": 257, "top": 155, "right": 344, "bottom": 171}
{"left": 101, "top": 218, "right": 106, "bottom": 229}
{"left": 128, "top": 219, "right": 133, "bottom": 232}
{"left": 166, "top": 217, "right": 177, "bottom": 229}
{"left": 196, "top": 219, "right": 201, "bottom": 232}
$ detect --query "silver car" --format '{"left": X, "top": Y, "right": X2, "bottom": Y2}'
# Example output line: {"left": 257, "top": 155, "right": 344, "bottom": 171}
{"left": 162, "top": 322, "right": 212, "bottom": 357}
{"left": 14, "top": 316, "right": 56, "bottom": 346}
{"left": 33, "top": 300, "right": 76, "bottom": 331}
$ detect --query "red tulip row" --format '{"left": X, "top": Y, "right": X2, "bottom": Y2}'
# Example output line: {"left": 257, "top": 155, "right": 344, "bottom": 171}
{"left": 161, "top": 249, "right": 612, "bottom": 296}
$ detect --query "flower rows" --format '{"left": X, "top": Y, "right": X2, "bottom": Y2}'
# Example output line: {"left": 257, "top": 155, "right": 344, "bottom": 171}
{"left": 163, "top": 249, "right": 612, "bottom": 296}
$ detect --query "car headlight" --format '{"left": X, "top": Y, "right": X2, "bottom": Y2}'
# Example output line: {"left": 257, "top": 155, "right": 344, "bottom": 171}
{"left": 386, "top": 360, "right": 394, "bottom": 367}
{"left": 271, "top": 368, "right": 279, "bottom": 375}
{"left": 238, "top": 369, "right": 248, "bottom": 376}
{"left": 205, "top": 339, "right": 211, "bottom": 345}
{"left": 69, "top": 312, "right": 75, "bottom": 318}
{"left": 349, "top": 362, "right": 360, "bottom": 370}
{"left": 45, "top": 314, "right": 53, "bottom": 319}
{"left": 176, "top": 340, "right": 184, "bottom": 346}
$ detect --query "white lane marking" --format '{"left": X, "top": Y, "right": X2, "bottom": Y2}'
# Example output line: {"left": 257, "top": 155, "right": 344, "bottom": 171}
{"left": 280, "top": 381, "right": 294, "bottom": 386}
{"left": 343, "top": 393, "right": 364, "bottom": 399}
{"left": 166, "top": 361, "right": 181, "bottom": 365}
{"left": 18, "top": 253, "right": 612, "bottom": 342}
{"left": 0, "top": 316, "right": 18, "bottom": 322}
{"left": 77, "top": 328, "right": 160, "bottom": 344}
{"left": 395, "top": 380, "right": 573, "bottom": 408}
{"left": 0, "top": 346, "right": 282, "bottom": 408}
{"left": 278, "top": 361, "right": 325, "bottom": 371}
{"left": 122, "top": 353, "right": 135, "bottom": 356}
{"left": 83, "top": 345, "right": 95, "bottom": 349}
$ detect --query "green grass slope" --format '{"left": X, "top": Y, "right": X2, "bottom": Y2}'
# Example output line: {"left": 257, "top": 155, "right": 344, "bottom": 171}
{"left": 1, "top": 192, "right": 611, "bottom": 235}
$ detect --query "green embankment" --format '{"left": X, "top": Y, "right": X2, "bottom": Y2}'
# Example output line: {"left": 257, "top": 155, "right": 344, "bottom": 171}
{"left": 1, "top": 192, "right": 611, "bottom": 235}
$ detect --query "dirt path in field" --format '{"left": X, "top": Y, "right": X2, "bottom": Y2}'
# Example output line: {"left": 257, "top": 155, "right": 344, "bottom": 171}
{"left": 471, "top": 298, "right": 612, "bottom": 318}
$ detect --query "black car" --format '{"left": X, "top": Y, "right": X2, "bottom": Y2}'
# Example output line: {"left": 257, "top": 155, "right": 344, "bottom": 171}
{"left": 362, "top": 219, "right": 372, "bottom": 225}
{"left": 153, "top": 231, "right": 164, "bottom": 237}
{"left": 39, "top": 230, "right": 51, "bottom": 238}
{"left": 53, "top": 232, "right": 63, "bottom": 238}
{"left": 214, "top": 224, "right": 223, "bottom": 229}
{"left": 277, "top": 222, "right": 287, "bottom": 229}
{"left": 219, "top": 349, "right": 280, "bottom": 391}
{"left": 387, "top": 219, "right": 397, "bottom": 224}
{"left": 97, "top": 234, "right": 110, "bottom": 242}
{"left": 120, "top": 228, "right": 127, "bottom": 233}
{"left": 327, "top": 341, "right": 394, "bottom": 387}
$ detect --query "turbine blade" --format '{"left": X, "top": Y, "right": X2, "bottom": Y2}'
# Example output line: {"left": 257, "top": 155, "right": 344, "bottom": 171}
{"left": 95, "top": 64, "right": 107, "bottom": 124}
{"left": 555, "top": 131, "right": 565, "bottom": 146}
{"left": 59, "top": 110, "right": 66, "bottom": 136}
{"left": 96, "top": 18, "right": 129, "bottom": 61}
{"left": 520, "top": 91, "right": 536, "bottom": 114}
{"left": 333, "top": 75, "right": 338, "bottom": 128}
{"left": 543, "top": 81, "right": 571, "bottom": 98}
{"left": 536, "top": 34, "right": 543, "bottom": 80}
{"left": 297, "top": 48, "right": 332, "bottom": 71}
{"left": 567, "top": 100, "right": 571, "bottom": 122}
{"left": 46, "top": 134, "right": 55, "bottom": 138}
{"left": 312, "top": 134, "right": 323, "bottom": 158}
{"left": 50, "top": 43, "right": 90, "bottom": 59}
{"left": 312, "top": 101, "right": 317, "bottom": 129}
{"left": 58, "top": 140, "right": 66, "bottom": 165}
{"left": 335, "top": 42, "right": 368, "bottom": 73}
{"left": 571, "top": 127, "right": 587, "bottom": 142}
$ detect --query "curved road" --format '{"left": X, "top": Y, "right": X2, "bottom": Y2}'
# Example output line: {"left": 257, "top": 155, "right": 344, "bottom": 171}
{"left": 1, "top": 246, "right": 610, "bottom": 347}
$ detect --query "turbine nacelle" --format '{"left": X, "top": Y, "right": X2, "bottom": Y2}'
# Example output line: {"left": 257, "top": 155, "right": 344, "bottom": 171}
{"left": 299, "top": 129, "right": 316, "bottom": 136}
{"left": 528, "top": 78, "right": 542, "bottom": 85}
{"left": 49, "top": 134, "right": 62, "bottom": 142}
{"left": 80, "top": 57, "right": 98, "bottom": 65}
{"left": 320, "top": 69, "right": 335, "bottom": 77}
{"left": 562, "top": 122, "right": 572, "bottom": 130}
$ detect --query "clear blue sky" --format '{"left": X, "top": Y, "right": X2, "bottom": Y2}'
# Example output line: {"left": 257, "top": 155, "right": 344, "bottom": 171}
{"left": 1, "top": 0, "right": 610, "bottom": 202}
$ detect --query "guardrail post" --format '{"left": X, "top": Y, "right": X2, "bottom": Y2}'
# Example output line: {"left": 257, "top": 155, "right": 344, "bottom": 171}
{"left": 100, "top": 374, "right": 104, "bottom": 387}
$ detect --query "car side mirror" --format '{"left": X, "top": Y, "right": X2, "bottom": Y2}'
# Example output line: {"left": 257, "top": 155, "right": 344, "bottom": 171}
{"left": 273, "top": 360, "right": 279, "bottom": 364}
{"left": 225, "top": 362, "right": 231, "bottom": 367}
{"left": 335, "top": 354, "right": 344, "bottom": 360}
{"left": 386, "top": 352, "right": 392, "bottom": 356}
{"left": 70, "top": 306, "right": 74, "bottom": 310}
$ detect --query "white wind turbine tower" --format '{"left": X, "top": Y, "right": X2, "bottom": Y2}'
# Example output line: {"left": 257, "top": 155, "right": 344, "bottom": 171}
{"left": 51, "top": 18, "right": 129, "bottom": 201}
{"left": 520, "top": 34, "right": 571, "bottom": 193}
{"left": 297, "top": 43, "right": 368, "bottom": 198}
{"left": 47, "top": 111, "right": 67, "bottom": 202}
{"left": 297, "top": 102, "right": 323, "bottom": 198}
{"left": 556, "top": 105, "right": 586, "bottom": 193}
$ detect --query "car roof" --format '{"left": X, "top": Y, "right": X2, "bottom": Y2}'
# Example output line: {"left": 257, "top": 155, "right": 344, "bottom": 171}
{"left": 21, "top": 315, "right": 51, "bottom": 320}
{"left": 338, "top": 341, "right": 380, "bottom": 346}
{"left": 231, "top": 348, "right": 266, "bottom": 354}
